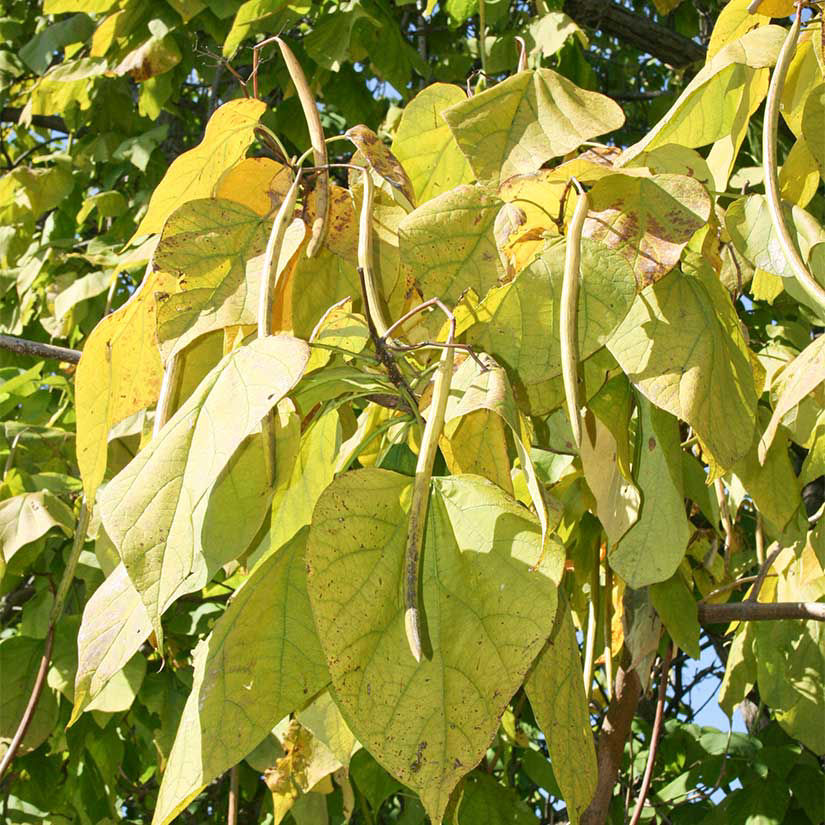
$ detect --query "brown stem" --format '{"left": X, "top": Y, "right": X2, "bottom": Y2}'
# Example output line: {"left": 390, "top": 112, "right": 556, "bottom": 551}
{"left": 698, "top": 601, "right": 825, "bottom": 624}
{"left": 0, "top": 501, "right": 89, "bottom": 780}
{"left": 0, "top": 334, "right": 80, "bottom": 364}
{"left": 581, "top": 665, "right": 643, "bottom": 825}
{"left": 0, "top": 626, "right": 54, "bottom": 780}
{"left": 628, "top": 644, "right": 673, "bottom": 825}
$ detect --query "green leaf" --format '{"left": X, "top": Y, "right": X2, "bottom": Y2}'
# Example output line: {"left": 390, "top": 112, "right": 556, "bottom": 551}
{"left": 755, "top": 619, "right": 825, "bottom": 755}
{"left": 718, "top": 619, "right": 757, "bottom": 718}
{"left": 725, "top": 194, "right": 825, "bottom": 281}
{"left": 443, "top": 355, "right": 564, "bottom": 563}
{"left": 296, "top": 690, "right": 359, "bottom": 768}
{"left": 0, "top": 636, "right": 60, "bottom": 756}
{"left": 391, "top": 83, "right": 474, "bottom": 205}
{"left": 307, "top": 469, "right": 561, "bottom": 823}
{"left": 153, "top": 528, "right": 330, "bottom": 825}
{"left": 583, "top": 173, "right": 712, "bottom": 287}
{"left": 650, "top": 571, "right": 700, "bottom": 659}
{"left": 467, "top": 237, "right": 636, "bottom": 406}
{"left": 99, "top": 335, "right": 309, "bottom": 645}
{"left": 399, "top": 183, "right": 503, "bottom": 307}
{"left": 525, "top": 598, "right": 597, "bottom": 825}
{"left": 579, "top": 404, "right": 641, "bottom": 547}
{"left": 153, "top": 198, "right": 276, "bottom": 360}
{"left": 222, "top": 0, "right": 299, "bottom": 58}
{"left": 134, "top": 98, "right": 267, "bottom": 237}
{"left": 267, "top": 405, "right": 340, "bottom": 559}
{"left": 619, "top": 26, "right": 785, "bottom": 165}
{"left": 350, "top": 749, "right": 403, "bottom": 812}
{"left": 305, "top": 2, "right": 379, "bottom": 71}
{"left": 70, "top": 563, "right": 150, "bottom": 724}
{"left": 442, "top": 69, "right": 624, "bottom": 183}
{"left": 0, "top": 490, "right": 74, "bottom": 564}
{"left": 458, "top": 772, "right": 538, "bottom": 824}
{"left": 20, "top": 14, "right": 94, "bottom": 75}
{"left": 607, "top": 268, "right": 758, "bottom": 470}
{"left": 609, "top": 398, "right": 691, "bottom": 588}
{"left": 759, "top": 335, "right": 825, "bottom": 463}
{"left": 733, "top": 413, "right": 800, "bottom": 533}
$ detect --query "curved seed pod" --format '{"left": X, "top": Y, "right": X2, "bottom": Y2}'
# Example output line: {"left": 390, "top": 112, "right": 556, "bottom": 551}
{"left": 358, "top": 168, "right": 391, "bottom": 338}
{"left": 404, "top": 305, "right": 456, "bottom": 661}
{"left": 560, "top": 179, "right": 589, "bottom": 449}
{"left": 258, "top": 171, "right": 302, "bottom": 485}
{"left": 763, "top": 10, "right": 825, "bottom": 315}
{"left": 275, "top": 37, "right": 328, "bottom": 258}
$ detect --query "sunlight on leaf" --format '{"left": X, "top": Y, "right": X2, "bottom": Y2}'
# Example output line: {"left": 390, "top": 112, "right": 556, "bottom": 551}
{"left": 134, "top": 98, "right": 266, "bottom": 237}
{"left": 153, "top": 528, "right": 329, "bottom": 825}
{"left": 307, "top": 469, "right": 561, "bottom": 823}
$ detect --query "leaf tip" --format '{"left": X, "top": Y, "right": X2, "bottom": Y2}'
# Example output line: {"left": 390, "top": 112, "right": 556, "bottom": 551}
{"left": 405, "top": 607, "right": 423, "bottom": 663}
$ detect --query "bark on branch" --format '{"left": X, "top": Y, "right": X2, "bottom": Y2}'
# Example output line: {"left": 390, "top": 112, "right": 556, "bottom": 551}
{"left": 0, "top": 334, "right": 81, "bottom": 364}
{"left": 563, "top": 0, "right": 707, "bottom": 67}
{"left": 698, "top": 601, "right": 825, "bottom": 624}
{"left": 581, "top": 665, "right": 643, "bottom": 825}
{"left": 1, "top": 107, "right": 69, "bottom": 134}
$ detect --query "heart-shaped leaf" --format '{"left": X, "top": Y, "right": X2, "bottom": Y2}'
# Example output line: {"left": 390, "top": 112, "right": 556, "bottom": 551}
{"left": 306, "top": 469, "right": 561, "bottom": 823}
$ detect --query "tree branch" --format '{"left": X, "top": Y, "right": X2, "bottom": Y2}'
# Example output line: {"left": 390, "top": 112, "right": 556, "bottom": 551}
{"left": 0, "top": 335, "right": 81, "bottom": 364}
{"left": 628, "top": 644, "right": 673, "bottom": 825}
{"left": 563, "top": 0, "right": 707, "bottom": 68}
{"left": 1, "top": 107, "right": 69, "bottom": 134}
{"left": 698, "top": 601, "right": 825, "bottom": 624}
{"left": 581, "top": 664, "right": 643, "bottom": 825}
{"left": 0, "top": 626, "right": 54, "bottom": 781}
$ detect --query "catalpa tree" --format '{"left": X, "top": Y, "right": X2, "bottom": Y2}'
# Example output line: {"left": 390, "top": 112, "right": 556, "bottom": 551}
{"left": 1, "top": 1, "right": 824, "bottom": 824}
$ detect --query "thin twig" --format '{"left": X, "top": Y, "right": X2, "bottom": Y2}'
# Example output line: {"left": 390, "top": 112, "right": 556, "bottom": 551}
{"left": 0, "top": 500, "right": 90, "bottom": 781}
{"left": 746, "top": 544, "right": 781, "bottom": 603}
{"left": 699, "top": 575, "right": 760, "bottom": 603}
{"left": 628, "top": 644, "right": 673, "bottom": 825}
{"left": 0, "top": 627, "right": 54, "bottom": 781}
{"left": 0, "top": 334, "right": 80, "bottom": 364}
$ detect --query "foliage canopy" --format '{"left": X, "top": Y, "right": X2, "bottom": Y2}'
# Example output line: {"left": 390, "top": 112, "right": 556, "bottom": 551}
{"left": 1, "top": 1, "right": 824, "bottom": 824}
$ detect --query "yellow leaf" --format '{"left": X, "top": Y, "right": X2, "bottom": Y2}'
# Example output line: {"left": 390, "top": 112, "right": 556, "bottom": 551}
{"left": 391, "top": 84, "right": 474, "bottom": 205}
{"left": 442, "top": 68, "right": 624, "bottom": 183}
{"left": 779, "top": 137, "right": 821, "bottom": 207}
{"left": 525, "top": 598, "right": 597, "bottom": 825}
{"left": 134, "top": 98, "right": 267, "bottom": 238}
{"left": 707, "top": 0, "right": 769, "bottom": 61}
{"left": 214, "top": 157, "right": 294, "bottom": 216}
{"left": 44, "top": 0, "right": 117, "bottom": 11}
{"left": 441, "top": 410, "right": 514, "bottom": 495}
{"left": 75, "top": 268, "right": 177, "bottom": 503}
{"left": 752, "top": 0, "right": 795, "bottom": 15}
{"left": 782, "top": 37, "right": 821, "bottom": 136}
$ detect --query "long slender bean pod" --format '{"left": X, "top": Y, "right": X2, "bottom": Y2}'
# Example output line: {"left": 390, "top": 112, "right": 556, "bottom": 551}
{"left": 404, "top": 305, "right": 456, "bottom": 661}
{"left": 275, "top": 37, "right": 328, "bottom": 258}
{"left": 560, "top": 180, "right": 589, "bottom": 449}
{"left": 763, "top": 8, "right": 825, "bottom": 315}
{"left": 257, "top": 172, "right": 302, "bottom": 485}
{"left": 358, "top": 169, "right": 391, "bottom": 338}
